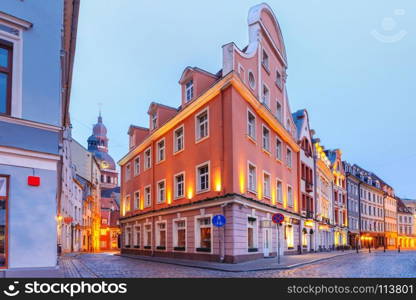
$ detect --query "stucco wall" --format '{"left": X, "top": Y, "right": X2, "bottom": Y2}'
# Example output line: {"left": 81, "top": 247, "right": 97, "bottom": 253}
{"left": 0, "top": 0, "right": 63, "bottom": 126}
{"left": 0, "top": 164, "right": 57, "bottom": 269}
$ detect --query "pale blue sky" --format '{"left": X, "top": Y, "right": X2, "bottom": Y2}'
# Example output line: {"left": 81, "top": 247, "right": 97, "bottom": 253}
{"left": 70, "top": 0, "right": 416, "bottom": 198}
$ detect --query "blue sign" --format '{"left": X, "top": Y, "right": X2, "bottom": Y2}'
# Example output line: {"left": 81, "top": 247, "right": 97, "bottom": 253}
{"left": 212, "top": 215, "right": 226, "bottom": 227}
{"left": 272, "top": 213, "right": 284, "bottom": 224}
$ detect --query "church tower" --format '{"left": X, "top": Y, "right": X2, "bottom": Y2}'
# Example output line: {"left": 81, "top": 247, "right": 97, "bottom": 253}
{"left": 87, "top": 113, "right": 118, "bottom": 189}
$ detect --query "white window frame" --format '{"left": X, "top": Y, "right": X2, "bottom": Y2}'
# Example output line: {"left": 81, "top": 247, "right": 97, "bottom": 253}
{"left": 238, "top": 63, "right": 245, "bottom": 82}
{"left": 247, "top": 215, "right": 258, "bottom": 251}
{"left": 125, "top": 163, "right": 131, "bottom": 181}
{"left": 133, "top": 190, "right": 140, "bottom": 210}
{"left": 286, "top": 147, "right": 292, "bottom": 168}
{"left": 185, "top": 80, "right": 194, "bottom": 102}
{"left": 124, "top": 226, "right": 132, "bottom": 247}
{"left": 287, "top": 184, "right": 294, "bottom": 207}
{"left": 155, "top": 220, "right": 167, "bottom": 250}
{"left": 262, "top": 49, "right": 269, "bottom": 71}
{"left": 276, "top": 179, "right": 283, "bottom": 204}
{"left": 151, "top": 112, "right": 157, "bottom": 129}
{"left": 247, "top": 109, "right": 256, "bottom": 140}
{"left": 156, "top": 179, "right": 166, "bottom": 204}
{"left": 173, "top": 125, "right": 185, "bottom": 154}
{"left": 248, "top": 70, "right": 256, "bottom": 90}
{"left": 247, "top": 161, "right": 257, "bottom": 194}
{"left": 144, "top": 222, "right": 152, "bottom": 248}
{"left": 144, "top": 185, "right": 152, "bottom": 208}
{"left": 195, "top": 107, "right": 209, "bottom": 142}
{"left": 194, "top": 214, "right": 213, "bottom": 253}
{"left": 144, "top": 147, "right": 152, "bottom": 170}
{"left": 262, "top": 125, "right": 270, "bottom": 152}
{"left": 263, "top": 171, "right": 271, "bottom": 199}
{"left": 261, "top": 83, "right": 270, "bottom": 107}
{"left": 156, "top": 138, "right": 166, "bottom": 163}
{"left": 134, "top": 155, "right": 140, "bottom": 176}
{"left": 276, "top": 99, "right": 283, "bottom": 123}
{"left": 174, "top": 171, "right": 185, "bottom": 200}
{"left": 133, "top": 225, "right": 141, "bottom": 247}
{"left": 124, "top": 195, "right": 131, "bottom": 213}
{"left": 0, "top": 20, "right": 24, "bottom": 118}
{"left": 276, "top": 137, "right": 282, "bottom": 161}
{"left": 196, "top": 161, "right": 210, "bottom": 193}
{"left": 276, "top": 69, "right": 283, "bottom": 90}
{"left": 173, "top": 217, "right": 187, "bottom": 250}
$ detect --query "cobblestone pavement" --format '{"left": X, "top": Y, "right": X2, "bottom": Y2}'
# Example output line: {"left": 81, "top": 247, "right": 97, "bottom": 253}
{"left": 60, "top": 251, "right": 416, "bottom": 278}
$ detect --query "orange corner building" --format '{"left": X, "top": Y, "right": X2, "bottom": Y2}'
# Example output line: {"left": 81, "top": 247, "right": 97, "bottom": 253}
{"left": 119, "top": 3, "right": 303, "bottom": 262}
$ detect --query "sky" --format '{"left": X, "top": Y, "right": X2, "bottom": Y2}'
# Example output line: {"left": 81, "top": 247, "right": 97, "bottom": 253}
{"left": 70, "top": 0, "right": 416, "bottom": 198}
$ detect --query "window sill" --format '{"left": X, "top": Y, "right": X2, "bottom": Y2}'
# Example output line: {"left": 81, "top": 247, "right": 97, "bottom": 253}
{"left": 195, "top": 135, "right": 209, "bottom": 145}
{"left": 174, "top": 247, "right": 186, "bottom": 251}
{"left": 246, "top": 134, "right": 257, "bottom": 145}
{"left": 196, "top": 247, "right": 211, "bottom": 253}
{"left": 247, "top": 189, "right": 257, "bottom": 196}
{"left": 262, "top": 148, "right": 271, "bottom": 156}
{"left": 173, "top": 148, "right": 185, "bottom": 156}
{"left": 248, "top": 248, "right": 258, "bottom": 253}
{"left": 174, "top": 195, "right": 185, "bottom": 201}
{"left": 155, "top": 159, "right": 165, "bottom": 166}
{"left": 262, "top": 63, "right": 270, "bottom": 74}
{"left": 196, "top": 189, "right": 210, "bottom": 195}
{"left": 275, "top": 81, "right": 283, "bottom": 91}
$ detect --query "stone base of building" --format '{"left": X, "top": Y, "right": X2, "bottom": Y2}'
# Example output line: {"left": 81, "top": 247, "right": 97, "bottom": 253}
{"left": 0, "top": 266, "right": 61, "bottom": 278}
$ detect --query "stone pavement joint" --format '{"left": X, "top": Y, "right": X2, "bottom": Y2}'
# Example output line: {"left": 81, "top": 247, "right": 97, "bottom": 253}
{"left": 118, "top": 250, "right": 365, "bottom": 272}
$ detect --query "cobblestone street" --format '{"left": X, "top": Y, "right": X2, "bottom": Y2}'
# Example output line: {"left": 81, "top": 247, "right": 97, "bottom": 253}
{"left": 59, "top": 250, "right": 416, "bottom": 278}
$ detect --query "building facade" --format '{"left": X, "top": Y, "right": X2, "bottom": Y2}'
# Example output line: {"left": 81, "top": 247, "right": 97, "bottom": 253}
{"left": 383, "top": 184, "right": 397, "bottom": 249}
{"left": 292, "top": 109, "right": 315, "bottom": 252}
{"left": 313, "top": 141, "right": 334, "bottom": 250}
{"left": 0, "top": 0, "right": 78, "bottom": 276}
{"left": 100, "top": 187, "right": 120, "bottom": 250}
{"left": 344, "top": 163, "right": 360, "bottom": 248}
{"left": 397, "top": 198, "right": 415, "bottom": 249}
{"left": 326, "top": 149, "right": 348, "bottom": 248}
{"left": 119, "top": 3, "right": 302, "bottom": 263}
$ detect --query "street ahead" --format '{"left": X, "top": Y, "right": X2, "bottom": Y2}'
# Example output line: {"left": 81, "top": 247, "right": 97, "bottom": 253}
{"left": 60, "top": 250, "right": 416, "bottom": 278}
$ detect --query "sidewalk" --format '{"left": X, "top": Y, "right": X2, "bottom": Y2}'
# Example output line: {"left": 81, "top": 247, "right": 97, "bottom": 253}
{"left": 119, "top": 250, "right": 364, "bottom": 272}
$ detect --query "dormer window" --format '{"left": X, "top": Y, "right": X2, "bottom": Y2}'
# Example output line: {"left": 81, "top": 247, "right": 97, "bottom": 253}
{"left": 262, "top": 50, "right": 269, "bottom": 71}
{"left": 185, "top": 80, "right": 194, "bottom": 102}
{"left": 151, "top": 112, "right": 157, "bottom": 129}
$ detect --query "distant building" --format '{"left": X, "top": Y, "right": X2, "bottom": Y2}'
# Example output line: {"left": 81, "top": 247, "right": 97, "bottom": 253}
{"left": 0, "top": 0, "right": 79, "bottom": 276}
{"left": 344, "top": 162, "right": 360, "bottom": 248}
{"left": 397, "top": 198, "right": 415, "bottom": 248}
{"left": 87, "top": 113, "right": 120, "bottom": 251}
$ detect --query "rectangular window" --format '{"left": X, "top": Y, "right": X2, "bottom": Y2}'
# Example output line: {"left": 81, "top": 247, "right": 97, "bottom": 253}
{"left": 144, "top": 186, "right": 151, "bottom": 207}
{"left": 276, "top": 69, "right": 283, "bottom": 90}
{"left": 197, "top": 163, "right": 210, "bottom": 192}
{"left": 185, "top": 80, "right": 194, "bottom": 102}
{"left": 134, "top": 191, "right": 140, "bottom": 209}
{"left": 0, "top": 41, "right": 12, "bottom": 115}
{"left": 124, "top": 195, "right": 131, "bottom": 213}
{"left": 174, "top": 219, "right": 186, "bottom": 250}
{"left": 247, "top": 217, "right": 257, "bottom": 250}
{"left": 248, "top": 163, "right": 257, "bottom": 193}
{"left": 174, "top": 126, "right": 184, "bottom": 153}
{"left": 0, "top": 175, "right": 8, "bottom": 267}
{"left": 196, "top": 109, "right": 209, "bottom": 141}
{"left": 134, "top": 156, "right": 140, "bottom": 176}
{"left": 125, "top": 164, "right": 131, "bottom": 181}
{"left": 144, "top": 224, "right": 152, "bottom": 248}
{"left": 174, "top": 172, "right": 185, "bottom": 199}
{"left": 151, "top": 112, "right": 157, "bottom": 129}
{"left": 286, "top": 225, "right": 294, "bottom": 249}
{"left": 134, "top": 226, "right": 141, "bottom": 248}
{"left": 287, "top": 186, "right": 293, "bottom": 207}
{"left": 263, "top": 172, "right": 271, "bottom": 199}
{"left": 262, "top": 126, "right": 270, "bottom": 151}
{"left": 124, "top": 227, "right": 131, "bottom": 247}
{"left": 144, "top": 148, "right": 152, "bottom": 170}
{"left": 276, "top": 101, "right": 282, "bottom": 123}
{"left": 247, "top": 111, "right": 256, "bottom": 139}
{"left": 286, "top": 147, "right": 292, "bottom": 168}
{"left": 262, "top": 50, "right": 269, "bottom": 71}
{"left": 276, "top": 138, "right": 282, "bottom": 160}
{"left": 157, "top": 139, "right": 165, "bottom": 162}
{"left": 157, "top": 180, "right": 166, "bottom": 203}
{"left": 262, "top": 84, "right": 270, "bottom": 107}
{"left": 196, "top": 217, "right": 211, "bottom": 252}
{"left": 156, "top": 222, "right": 166, "bottom": 249}
{"left": 276, "top": 180, "right": 283, "bottom": 203}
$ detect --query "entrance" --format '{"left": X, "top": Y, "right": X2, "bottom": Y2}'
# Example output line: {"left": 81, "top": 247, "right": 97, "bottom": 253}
{"left": 263, "top": 228, "right": 272, "bottom": 257}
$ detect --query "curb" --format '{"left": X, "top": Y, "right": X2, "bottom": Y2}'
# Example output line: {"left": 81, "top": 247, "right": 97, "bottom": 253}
{"left": 117, "top": 251, "right": 360, "bottom": 273}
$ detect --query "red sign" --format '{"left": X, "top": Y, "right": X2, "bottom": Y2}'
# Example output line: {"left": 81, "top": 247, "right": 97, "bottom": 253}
{"left": 272, "top": 213, "right": 285, "bottom": 224}
{"left": 28, "top": 176, "right": 40, "bottom": 187}
{"left": 64, "top": 217, "right": 73, "bottom": 224}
